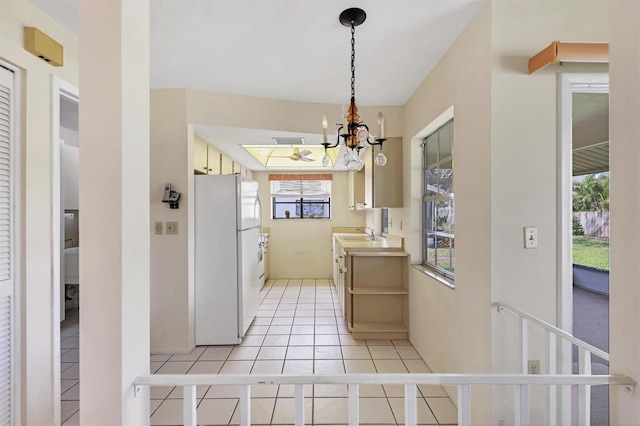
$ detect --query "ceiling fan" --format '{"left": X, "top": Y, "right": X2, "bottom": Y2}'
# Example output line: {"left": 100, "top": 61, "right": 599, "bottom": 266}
{"left": 271, "top": 147, "right": 315, "bottom": 162}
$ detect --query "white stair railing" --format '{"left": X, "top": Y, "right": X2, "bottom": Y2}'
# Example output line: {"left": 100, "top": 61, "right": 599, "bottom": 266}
{"left": 496, "top": 302, "right": 612, "bottom": 426}
{"left": 133, "top": 373, "right": 634, "bottom": 426}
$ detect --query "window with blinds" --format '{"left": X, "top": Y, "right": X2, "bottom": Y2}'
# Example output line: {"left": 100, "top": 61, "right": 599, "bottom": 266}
{"left": 270, "top": 180, "right": 331, "bottom": 219}
{"left": 0, "top": 65, "right": 15, "bottom": 426}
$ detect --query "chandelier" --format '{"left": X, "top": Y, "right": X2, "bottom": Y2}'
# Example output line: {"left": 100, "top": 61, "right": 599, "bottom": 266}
{"left": 321, "top": 7, "right": 387, "bottom": 170}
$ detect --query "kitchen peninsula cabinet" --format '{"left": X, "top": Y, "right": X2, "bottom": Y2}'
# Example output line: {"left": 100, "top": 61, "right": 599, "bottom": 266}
{"left": 345, "top": 251, "right": 409, "bottom": 340}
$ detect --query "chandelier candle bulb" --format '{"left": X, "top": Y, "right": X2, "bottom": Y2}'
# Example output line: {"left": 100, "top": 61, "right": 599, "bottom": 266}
{"left": 322, "top": 115, "right": 328, "bottom": 143}
{"left": 378, "top": 111, "right": 385, "bottom": 139}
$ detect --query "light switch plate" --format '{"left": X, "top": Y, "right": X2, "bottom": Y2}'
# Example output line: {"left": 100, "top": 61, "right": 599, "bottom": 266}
{"left": 154, "top": 222, "right": 163, "bottom": 235}
{"left": 524, "top": 226, "right": 538, "bottom": 248}
{"left": 166, "top": 221, "right": 179, "bottom": 235}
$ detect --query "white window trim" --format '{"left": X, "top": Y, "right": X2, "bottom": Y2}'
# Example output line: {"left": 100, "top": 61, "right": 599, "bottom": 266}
{"left": 422, "top": 119, "right": 455, "bottom": 281}
{"left": 409, "top": 106, "right": 455, "bottom": 288}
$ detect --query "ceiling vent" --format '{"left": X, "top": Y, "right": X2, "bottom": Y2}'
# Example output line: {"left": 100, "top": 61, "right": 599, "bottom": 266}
{"left": 272, "top": 137, "right": 305, "bottom": 145}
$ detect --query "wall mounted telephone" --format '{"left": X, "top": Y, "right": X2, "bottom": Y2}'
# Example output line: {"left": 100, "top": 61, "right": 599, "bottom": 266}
{"left": 162, "top": 183, "right": 181, "bottom": 209}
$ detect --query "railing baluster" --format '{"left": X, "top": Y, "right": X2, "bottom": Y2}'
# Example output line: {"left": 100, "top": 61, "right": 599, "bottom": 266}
{"left": 348, "top": 384, "right": 359, "bottom": 426}
{"left": 240, "top": 384, "right": 251, "bottom": 426}
{"left": 546, "top": 329, "right": 557, "bottom": 426}
{"left": 520, "top": 317, "right": 528, "bottom": 374}
{"left": 295, "top": 384, "right": 305, "bottom": 426}
{"left": 457, "top": 384, "right": 471, "bottom": 426}
{"left": 514, "top": 385, "right": 521, "bottom": 426}
{"left": 578, "top": 348, "right": 592, "bottom": 426}
{"left": 404, "top": 384, "right": 417, "bottom": 426}
{"left": 518, "top": 384, "right": 529, "bottom": 426}
{"left": 183, "top": 385, "right": 197, "bottom": 426}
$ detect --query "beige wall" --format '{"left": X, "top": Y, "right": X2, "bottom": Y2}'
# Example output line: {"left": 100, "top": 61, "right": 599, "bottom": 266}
{"left": 150, "top": 89, "right": 395, "bottom": 352}
{"left": 399, "top": 3, "right": 493, "bottom": 423}
{"left": 490, "top": 1, "right": 608, "bottom": 421}
{"left": 253, "top": 171, "right": 365, "bottom": 278}
{"left": 185, "top": 89, "right": 404, "bottom": 138}
{"left": 0, "top": 1, "right": 78, "bottom": 423}
{"left": 609, "top": 0, "right": 640, "bottom": 423}
{"left": 396, "top": 0, "right": 609, "bottom": 423}
{"left": 150, "top": 90, "right": 193, "bottom": 353}
{"left": 78, "top": 0, "right": 151, "bottom": 422}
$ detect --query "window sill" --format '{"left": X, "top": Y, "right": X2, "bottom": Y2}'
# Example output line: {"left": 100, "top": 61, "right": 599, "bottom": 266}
{"left": 411, "top": 264, "right": 455, "bottom": 289}
{"left": 274, "top": 217, "right": 331, "bottom": 220}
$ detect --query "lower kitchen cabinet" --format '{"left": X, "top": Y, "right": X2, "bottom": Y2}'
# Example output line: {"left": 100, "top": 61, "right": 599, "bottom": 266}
{"left": 345, "top": 251, "right": 409, "bottom": 340}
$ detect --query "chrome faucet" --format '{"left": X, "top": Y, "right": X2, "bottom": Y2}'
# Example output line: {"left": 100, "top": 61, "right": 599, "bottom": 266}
{"left": 365, "top": 227, "right": 376, "bottom": 241}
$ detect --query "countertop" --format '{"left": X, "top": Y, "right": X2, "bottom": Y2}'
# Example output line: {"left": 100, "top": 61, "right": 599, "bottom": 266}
{"left": 333, "top": 233, "right": 404, "bottom": 251}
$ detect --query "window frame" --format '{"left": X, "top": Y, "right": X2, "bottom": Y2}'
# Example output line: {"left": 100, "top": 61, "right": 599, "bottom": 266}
{"left": 422, "top": 119, "right": 455, "bottom": 280}
{"left": 271, "top": 196, "right": 331, "bottom": 219}
{"left": 381, "top": 208, "right": 389, "bottom": 237}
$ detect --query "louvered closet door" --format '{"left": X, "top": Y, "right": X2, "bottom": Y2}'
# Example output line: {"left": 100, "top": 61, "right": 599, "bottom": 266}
{"left": 0, "top": 66, "right": 15, "bottom": 426}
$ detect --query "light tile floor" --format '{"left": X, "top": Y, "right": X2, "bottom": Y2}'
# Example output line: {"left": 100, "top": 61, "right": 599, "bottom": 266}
{"left": 59, "top": 279, "right": 458, "bottom": 425}
{"left": 60, "top": 308, "right": 80, "bottom": 425}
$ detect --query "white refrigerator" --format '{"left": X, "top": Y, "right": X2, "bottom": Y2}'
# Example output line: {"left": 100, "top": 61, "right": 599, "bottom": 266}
{"left": 195, "top": 174, "right": 264, "bottom": 345}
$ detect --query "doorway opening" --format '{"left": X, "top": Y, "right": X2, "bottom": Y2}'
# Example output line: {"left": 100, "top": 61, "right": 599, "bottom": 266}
{"left": 52, "top": 77, "right": 80, "bottom": 425}
{"left": 558, "top": 73, "right": 610, "bottom": 425}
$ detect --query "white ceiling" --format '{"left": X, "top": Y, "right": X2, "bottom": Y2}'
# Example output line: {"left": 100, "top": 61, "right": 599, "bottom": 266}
{"left": 30, "top": 0, "right": 485, "bottom": 106}
{"left": 31, "top": 0, "right": 486, "bottom": 170}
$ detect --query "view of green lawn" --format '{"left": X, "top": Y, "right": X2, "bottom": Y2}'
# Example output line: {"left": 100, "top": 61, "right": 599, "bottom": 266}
{"left": 573, "top": 235, "right": 609, "bottom": 271}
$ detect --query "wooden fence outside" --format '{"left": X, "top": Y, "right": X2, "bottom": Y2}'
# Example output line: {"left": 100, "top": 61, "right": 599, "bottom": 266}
{"left": 575, "top": 211, "right": 609, "bottom": 238}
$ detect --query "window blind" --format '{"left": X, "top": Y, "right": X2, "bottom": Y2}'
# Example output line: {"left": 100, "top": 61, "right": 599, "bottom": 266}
{"left": 271, "top": 180, "right": 331, "bottom": 197}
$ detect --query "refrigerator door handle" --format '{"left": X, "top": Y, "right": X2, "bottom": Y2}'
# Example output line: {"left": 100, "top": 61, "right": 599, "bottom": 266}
{"left": 256, "top": 193, "right": 264, "bottom": 241}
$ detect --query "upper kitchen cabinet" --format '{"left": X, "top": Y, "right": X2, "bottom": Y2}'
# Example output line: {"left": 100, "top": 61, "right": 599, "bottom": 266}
{"left": 348, "top": 169, "right": 365, "bottom": 210}
{"left": 194, "top": 135, "right": 209, "bottom": 174}
{"left": 221, "top": 155, "right": 233, "bottom": 175}
{"left": 363, "top": 137, "right": 403, "bottom": 208}
{"left": 207, "top": 145, "right": 221, "bottom": 175}
{"left": 194, "top": 135, "right": 222, "bottom": 175}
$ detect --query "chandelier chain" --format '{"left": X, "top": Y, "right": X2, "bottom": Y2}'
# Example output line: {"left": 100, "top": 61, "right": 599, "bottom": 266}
{"left": 350, "top": 23, "right": 356, "bottom": 101}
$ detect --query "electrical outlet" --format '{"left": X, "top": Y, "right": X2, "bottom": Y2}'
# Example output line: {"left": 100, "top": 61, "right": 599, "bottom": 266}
{"left": 166, "top": 221, "right": 179, "bottom": 235}
{"left": 524, "top": 226, "right": 538, "bottom": 249}
{"left": 528, "top": 360, "right": 540, "bottom": 374}
{"left": 154, "top": 222, "right": 163, "bottom": 235}
{"left": 399, "top": 219, "right": 403, "bottom": 230}
{"left": 389, "top": 218, "right": 393, "bottom": 227}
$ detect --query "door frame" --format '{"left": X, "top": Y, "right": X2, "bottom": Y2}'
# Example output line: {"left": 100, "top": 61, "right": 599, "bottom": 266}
{"left": 51, "top": 75, "right": 79, "bottom": 426}
{"left": 557, "top": 72, "right": 609, "bottom": 424}
{"left": 0, "top": 59, "right": 22, "bottom": 426}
